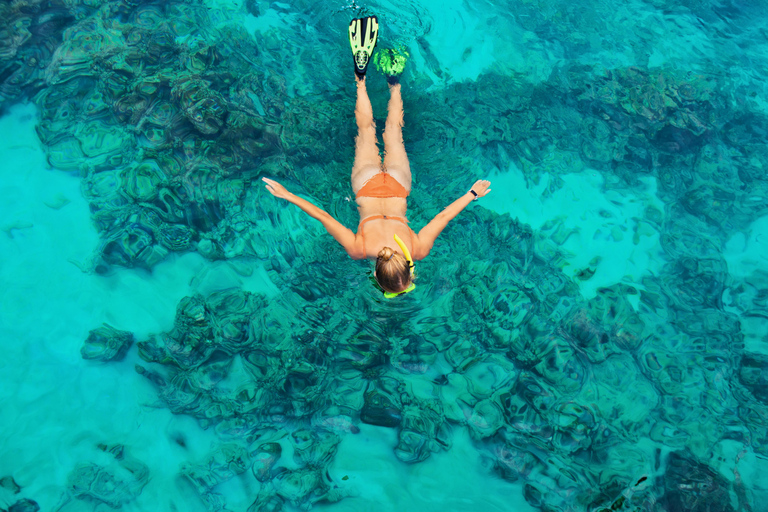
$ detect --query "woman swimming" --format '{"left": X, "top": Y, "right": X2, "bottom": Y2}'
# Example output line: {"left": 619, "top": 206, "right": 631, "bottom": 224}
{"left": 262, "top": 15, "right": 491, "bottom": 297}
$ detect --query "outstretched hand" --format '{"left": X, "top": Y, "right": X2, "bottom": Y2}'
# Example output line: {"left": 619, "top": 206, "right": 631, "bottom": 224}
{"left": 262, "top": 177, "right": 293, "bottom": 200}
{"left": 471, "top": 179, "right": 492, "bottom": 198}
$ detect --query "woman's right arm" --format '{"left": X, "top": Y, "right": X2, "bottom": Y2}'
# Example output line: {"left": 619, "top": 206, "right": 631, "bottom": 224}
{"left": 413, "top": 179, "right": 491, "bottom": 260}
{"left": 262, "top": 178, "right": 365, "bottom": 259}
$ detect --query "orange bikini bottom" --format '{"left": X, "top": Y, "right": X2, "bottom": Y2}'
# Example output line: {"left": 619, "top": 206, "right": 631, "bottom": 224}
{"left": 356, "top": 173, "right": 409, "bottom": 199}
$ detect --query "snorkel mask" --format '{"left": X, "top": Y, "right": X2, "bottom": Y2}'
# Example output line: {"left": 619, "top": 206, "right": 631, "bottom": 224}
{"left": 382, "top": 234, "right": 416, "bottom": 298}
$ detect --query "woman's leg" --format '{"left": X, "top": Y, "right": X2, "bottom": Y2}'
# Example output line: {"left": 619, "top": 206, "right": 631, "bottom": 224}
{"left": 351, "top": 78, "right": 382, "bottom": 194}
{"left": 382, "top": 83, "right": 411, "bottom": 193}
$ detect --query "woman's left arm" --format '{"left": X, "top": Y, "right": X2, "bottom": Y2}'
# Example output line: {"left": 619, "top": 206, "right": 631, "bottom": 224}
{"left": 263, "top": 178, "right": 364, "bottom": 259}
{"left": 413, "top": 179, "right": 491, "bottom": 260}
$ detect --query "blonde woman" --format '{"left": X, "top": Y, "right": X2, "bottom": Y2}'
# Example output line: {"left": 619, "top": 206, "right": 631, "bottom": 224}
{"left": 263, "top": 15, "right": 491, "bottom": 297}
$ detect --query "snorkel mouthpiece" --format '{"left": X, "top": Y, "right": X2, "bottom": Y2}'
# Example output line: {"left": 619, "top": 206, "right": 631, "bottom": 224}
{"left": 383, "top": 234, "right": 416, "bottom": 298}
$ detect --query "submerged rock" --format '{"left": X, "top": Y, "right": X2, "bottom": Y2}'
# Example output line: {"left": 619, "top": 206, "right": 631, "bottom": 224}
{"left": 252, "top": 442, "right": 281, "bottom": 483}
{"left": 659, "top": 451, "right": 735, "bottom": 512}
{"left": 7, "top": 499, "right": 39, "bottom": 512}
{"left": 360, "top": 389, "right": 402, "bottom": 428}
{"left": 0, "top": 476, "right": 20, "bottom": 493}
{"left": 181, "top": 443, "right": 250, "bottom": 494}
{"left": 738, "top": 353, "right": 768, "bottom": 404}
{"left": 81, "top": 324, "right": 134, "bottom": 361}
{"left": 66, "top": 445, "right": 149, "bottom": 509}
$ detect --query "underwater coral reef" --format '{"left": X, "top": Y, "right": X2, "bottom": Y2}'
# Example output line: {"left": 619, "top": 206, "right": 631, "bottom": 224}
{"left": 2, "top": 0, "right": 767, "bottom": 509}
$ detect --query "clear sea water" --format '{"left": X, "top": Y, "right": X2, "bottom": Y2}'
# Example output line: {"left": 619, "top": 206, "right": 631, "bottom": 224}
{"left": 1, "top": 0, "right": 767, "bottom": 511}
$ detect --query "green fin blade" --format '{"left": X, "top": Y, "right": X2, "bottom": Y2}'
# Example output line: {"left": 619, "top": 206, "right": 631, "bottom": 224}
{"left": 374, "top": 46, "right": 409, "bottom": 83}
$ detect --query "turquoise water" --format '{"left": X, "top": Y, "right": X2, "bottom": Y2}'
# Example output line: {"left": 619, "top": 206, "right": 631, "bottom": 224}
{"left": 1, "top": 0, "right": 768, "bottom": 510}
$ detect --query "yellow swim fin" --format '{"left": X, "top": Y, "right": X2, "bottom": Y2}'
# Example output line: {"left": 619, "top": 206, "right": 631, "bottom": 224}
{"left": 349, "top": 16, "right": 379, "bottom": 78}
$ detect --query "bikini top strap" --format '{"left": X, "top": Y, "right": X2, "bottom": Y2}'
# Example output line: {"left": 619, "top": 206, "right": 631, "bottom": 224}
{"left": 358, "top": 214, "right": 386, "bottom": 229}
{"left": 358, "top": 215, "right": 412, "bottom": 256}
{"left": 359, "top": 214, "right": 382, "bottom": 255}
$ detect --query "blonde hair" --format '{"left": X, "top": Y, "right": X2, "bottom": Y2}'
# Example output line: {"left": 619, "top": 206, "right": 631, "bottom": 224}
{"left": 375, "top": 246, "right": 412, "bottom": 293}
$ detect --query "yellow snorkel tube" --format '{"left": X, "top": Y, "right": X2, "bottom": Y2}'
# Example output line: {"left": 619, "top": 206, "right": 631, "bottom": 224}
{"left": 383, "top": 234, "right": 416, "bottom": 298}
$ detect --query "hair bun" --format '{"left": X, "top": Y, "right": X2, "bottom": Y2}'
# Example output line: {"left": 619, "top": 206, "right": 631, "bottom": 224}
{"left": 375, "top": 246, "right": 411, "bottom": 293}
{"left": 378, "top": 246, "right": 394, "bottom": 261}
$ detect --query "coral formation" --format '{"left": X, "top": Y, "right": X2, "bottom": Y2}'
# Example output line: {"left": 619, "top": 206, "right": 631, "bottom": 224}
{"left": 118, "top": 207, "right": 752, "bottom": 510}
{"left": 56, "top": 444, "right": 149, "bottom": 510}
{"left": 80, "top": 323, "right": 134, "bottom": 361}
{"left": 1, "top": 0, "right": 765, "bottom": 509}
{"left": 6, "top": 499, "right": 40, "bottom": 512}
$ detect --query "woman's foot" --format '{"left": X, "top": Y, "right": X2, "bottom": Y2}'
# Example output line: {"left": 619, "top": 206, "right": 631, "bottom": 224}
{"left": 375, "top": 47, "right": 408, "bottom": 84}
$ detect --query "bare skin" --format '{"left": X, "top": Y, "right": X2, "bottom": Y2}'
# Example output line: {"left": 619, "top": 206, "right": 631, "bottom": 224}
{"left": 262, "top": 77, "right": 491, "bottom": 274}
